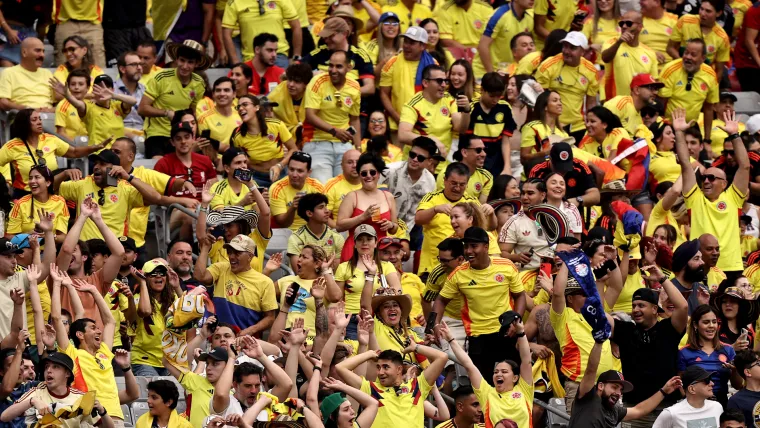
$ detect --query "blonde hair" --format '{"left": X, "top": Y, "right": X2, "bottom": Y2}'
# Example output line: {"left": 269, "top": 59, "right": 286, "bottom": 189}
{"left": 454, "top": 202, "right": 487, "bottom": 229}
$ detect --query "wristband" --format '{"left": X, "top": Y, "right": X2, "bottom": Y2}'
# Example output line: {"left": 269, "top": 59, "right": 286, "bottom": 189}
{"left": 515, "top": 332, "right": 526, "bottom": 338}
{"left": 727, "top": 133, "right": 740, "bottom": 141}
{"left": 322, "top": 269, "right": 334, "bottom": 276}
{"left": 447, "top": 338, "right": 454, "bottom": 343}
{"left": 659, "top": 388, "right": 666, "bottom": 396}
{"left": 329, "top": 128, "right": 337, "bottom": 136}
{"left": 127, "top": 174, "right": 135, "bottom": 183}
{"left": 313, "top": 365, "right": 322, "bottom": 371}
{"left": 122, "top": 365, "right": 132, "bottom": 372}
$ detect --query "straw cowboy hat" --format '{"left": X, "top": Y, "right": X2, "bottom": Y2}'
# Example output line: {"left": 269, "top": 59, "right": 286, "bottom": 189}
{"left": 371, "top": 288, "right": 412, "bottom": 322}
{"left": 165, "top": 39, "right": 212, "bottom": 71}
{"left": 331, "top": 5, "right": 365, "bottom": 32}
{"left": 206, "top": 206, "right": 259, "bottom": 230}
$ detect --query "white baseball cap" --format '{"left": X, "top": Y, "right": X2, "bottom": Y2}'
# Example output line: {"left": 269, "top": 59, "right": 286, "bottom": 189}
{"left": 746, "top": 114, "right": 760, "bottom": 135}
{"left": 402, "top": 26, "right": 428, "bottom": 44}
{"left": 560, "top": 31, "right": 589, "bottom": 50}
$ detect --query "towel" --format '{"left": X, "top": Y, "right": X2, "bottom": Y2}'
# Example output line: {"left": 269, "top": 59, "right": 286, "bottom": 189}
{"left": 414, "top": 51, "right": 437, "bottom": 92}
{"left": 557, "top": 249, "right": 611, "bottom": 343}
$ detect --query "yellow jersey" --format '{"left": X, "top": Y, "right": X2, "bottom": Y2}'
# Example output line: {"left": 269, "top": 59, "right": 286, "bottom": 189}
{"left": 742, "top": 235, "right": 758, "bottom": 261}
{"left": 535, "top": 54, "right": 600, "bottom": 132}
{"left": 379, "top": 54, "right": 423, "bottom": 130}
{"left": 269, "top": 177, "right": 325, "bottom": 231}
{"left": 400, "top": 272, "right": 425, "bottom": 327}
{"left": 179, "top": 371, "right": 214, "bottom": 428}
{"left": 223, "top": 0, "right": 299, "bottom": 59}
{"left": 55, "top": 100, "right": 88, "bottom": 139}
{"left": 646, "top": 199, "right": 687, "bottom": 249}
{"left": 303, "top": 74, "right": 362, "bottom": 142}
{"left": 128, "top": 166, "right": 173, "bottom": 247}
{"left": 210, "top": 178, "right": 256, "bottom": 211}
{"left": 422, "top": 263, "right": 462, "bottom": 319}
{"left": 533, "top": 0, "right": 580, "bottom": 50}
{"left": 139, "top": 65, "right": 163, "bottom": 86}
{"left": 578, "top": 127, "right": 630, "bottom": 159}
{"left": 208, "top": 262, "right": 279, "bottom": 327}
{"left": 607, "top": 269, "right": 645, "bottom": 313}
{"left": 53, "top": 65, "right": 104, "bottom": 91}
{"left": 52, "top": 0, "right": 102, "bottom": 23}
{"left": 684, "top": 183, "right": 745, "bottom": 271}
{"left": 745, "top": 263, "right": 760, "bottom": 293}
{"left": 6, "top": 194, "right": 69, "bottom": 235}
{"left": 198, "top": 109, "right": 242, "bottom": 147}
{"left": 286, "top": 225, "right": 345, "bottom": 259}
{"left": 440, "top": 258, "right": 523, "bottom": 336}
{"left": 209, "top": 228, "right": 270, "bottom": 273}
{"left": 417, "top": 190, "right": 480, "bottom": 274}
{"left": 603, "top": 95, "right": 642, "bottom": 136}
{"left": 62, "top": 343, "right": 123, "bottom": 419}
{"left": 269, "top": 81, "right": 306, "bottom": 135}
{"left": 83, "top": 100, "right": 130, "bottom": 150}
{"left": 641, "top": 13, "right": 679, "bottom": 64}
{"left": 435, "top": 166, "right": 493, "bottom": 200}
{"left": 550, "top": 306, "right": 614, "bottom": 381}
{"left": 360, "top": 375, "right": 432, "bottom": 428}
{"left": 670, "top": 15, "right": 731, "bottom": 66}
{"left": 514, "top": 51, "right": 543, "bottom": 76}
{"left": 478, "top": 5, "right": 534, "bottom": 71}
{"left": 660, "top": 60, "right": 719, "bottom": 123}
{"left": 475, "top": 377, "right": 533, "bottom": 428}
{"left": 435, "top": 0, "right": 494, "bottom": 76}
{"left": 381, "top": 2, "right": 433, "bottom": 33}
{"left": 324, "top": 174, "right": 362, "bottom": 219}
{"left": 144, "top": 68, "right": 206, "bottom": 138}
{"left": 0, "top": 135, "right": 70, "bottom": 191}
{"left": 732, "top": 0, "right": 753, "bottom": 37}
{"left": 0, "top": 65, "right": 53, "bottom": 109}
{"left": 400, "top": 92, "right": 458, "bottom": 153}
{"left": 230, "top": 118, "right": 292, "bottom": 163}
{"left": 601, "top": 38, "right": 659, "bottom": 99}
{"left": 520, "top": 120, "right": 570, "bottom": 153}
{"left": 698, "top": 116, "right": 746, "bottom": 156}
{"left": 106, "top": 280, "right": 130, "bottom": 348}
{"left": 706, "top": 266, "right": 727, "bottom": 293}
{"left": 130, "top": 294, "right": 166, "bottom": 367}
{"left": 583, "top": 17, "right": 621, "bottom": 64}
{"left": 335, "top": 260, "right": 398, "bottom": 314}
{"left": 59, "top": 176, "right": 144, "bottom": 241}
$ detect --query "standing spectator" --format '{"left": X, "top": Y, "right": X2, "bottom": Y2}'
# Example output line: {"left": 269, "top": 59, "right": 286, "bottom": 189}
{"left": 52, "top": 0, "right": 106, "bottom": 67}
{"left": 325, "top": 150, "right": 362, "bottom": 225}
{"left": 364, "top": 12, "right": 401, "bottom": 74}
{"left": 433, "top": 0, "right": 492, "bottom": 78}
{"left": 138, "top": 40, "right": 209, "bottom": 159}
{"left": 698, "top": 234, "right": 727, "bottom": 292}
{"left": 675, "top": 108, "right": 747, "bottom": 274}
{"left": 436, "top": 138, "right": 492, "bottom": 203}
{"left": 303, "top": 50, "right": 362, "bottom": 184}
{"left": 207, "top": 148, "right": 258, "bottom": 210}
{"left": 137, "top": 41, "right": 163, "bottom": 85}
{"left": 0, "top": 0, "right": 50, "bottom": 67}
{"left": 600, "top": 11, "right": 659, "bottom": 99}
{"left": 733, "top": 0, "right": 760, "bottom": 92}
{"left": 287, "top": 194, "right": 345, "bottom": 266}
{"left": 268, "top": 63, "right": 313, "bottom": 136}
{"left": 582, "top": 0, "right": 622, "bottom": 66}
{"left": 604, "top": 73, "right": 663, "bottom": 136}
{"left": 53, "top": 36, "right": 105, "bottom": 100}
{"left": 477, "top": 0, "right": 534, "bottom": 74}
{"left": 652, "top": 366, "right": 723, "bottom": 427}
{"left": 519, "top": 90, "right": 570, "bottom": 166}
{"left": 701, "top": 92, "right": 747, "bottom": 157}
{"left": 533, "top": 0, "right": 584, "bottom": 50}
{"left": 227, "top": 63, "right": 252, "bottom": 101}
{"left": 467, "top": 73, "right": 518, "bottom": 177}
{"left": 727, "top": 350, "right": 760, "bottom": 425}
{"left": 166, "top": 239, "right": 199, "bottom": 290}
{"left": 503, "top": 33, "right": 537, "bottom": 76}
{"left": 421, "top": 18, "right": 454, "bottom": 69}
{"left": 0, "top": 38, "right": 54, "bottom": 111}
{"left": 198, "top": 77, "right": 242, "bottom": 150}
{"left": 222, "top": 0, "right": 301, "bottom": 67}
{"left": 242, "top": 34, "right": 286, "bottom": 95}
{"left": 640, "top": 0, "right": 678, "bottom": 66}
{"left": 55, "top": 69, "right": 90, "bottom": 139}
{"left": 529, "top": 143, "right": 602, "bottom": 208}
{"left": 101, "top": 0, "right": 150, "bottom": 67}
{"left": 535, "top": 32, "right": 599, "bottom": 143}
{"left": 382, "top": 0, "right": 432, "bottom": 33}
{"left": 667, "top": 0, "right": 730, "bottom": 84}
{"left": 421, "top": 238, "right": 466, "bottom": 342}
{"left": 0, "top": 237, "right": 49, "bottom": 341}
{"left": 151, "top": 0, "right": 215, "bottom": 50}
{"left": 138, "top": 379, "right": 193, "bottom": 428}
{"left": 114, "top": 51, "right": 146, "bottom": 134}
{"left": 270, "top": 152, "right": 326, "bottom": 231}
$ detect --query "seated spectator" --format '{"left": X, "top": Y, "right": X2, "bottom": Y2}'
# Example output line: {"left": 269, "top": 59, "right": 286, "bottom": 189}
{"left": 137, "top": 41, "right": 162, "bottom": 85}
{"left": 55, "top": 69, "right": 90, "bottom": 139}
{"left": 241, "top": 34, "right": 287, "bottom": 95}
{"left": 727, "top": 350, "right": 760, "bottom": 425}
{"left": 362, "top": 112, "right": 402, "bottom": 163}
{"left": 0, "top": 38, "right": 54, "bottom": 112}
{"left": 287, "top": 193, "right": 345, "bottom": 266}
{"left": 53, "top": 35, "right": 105, "bottom": 101}
{"left": 198, "top": 77, "right": 242, "bottom": 151}
{"left": 208, "top": 148, "right": 261, "bottom": 211}
{"left": 468, "top": 73, "right": 517, "bottom": 178}
{"left": 139, "top": 379, "right": 193, "bottom": 428}
{"left": 436, "top": 138, "right": 493, "bottom": 203}
{"left": 529, "top": 143, "right": 601, "bottom": 208}
{"left": 270, "top": 152, "right": 326, "bottom": 231}
{"left": 114, "top": 51, "right": 147, "bottom": 135}
{"left": 268, "top": 62, "right": 313, "bottom": 137}
{"left": 5, "top": 166, "right": 70, "bottom": 243}
{"left": 652, "top": 365, "right": 723, "bottom": 427}
{"left": 325, "top": 149, "right": 362, "bottom": 227}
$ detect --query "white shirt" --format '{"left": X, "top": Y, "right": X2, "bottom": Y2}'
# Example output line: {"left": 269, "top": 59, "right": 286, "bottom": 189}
{"left": 557, "top": 201, "right": 583, "bottom": 235}
{"left": 652, "top": 398, "right": 722, "bottom": 428}
{"left": 384, "top": 161, "right": 436, "bottom": 230}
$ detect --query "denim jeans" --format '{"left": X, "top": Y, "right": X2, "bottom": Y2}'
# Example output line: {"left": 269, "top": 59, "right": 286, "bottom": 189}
{"left": 132, "top": 364, "right": 169, "bottom": 377}
{"left": 302, "top": 141, "right": 353, "bottom": 184}
{"left": 275, "top": 53, "right": 289, "bottom": 70}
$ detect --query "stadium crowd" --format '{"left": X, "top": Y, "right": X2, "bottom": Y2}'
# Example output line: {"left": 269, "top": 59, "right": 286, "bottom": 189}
{"left": 2, "top": 0, "right": 760, "bottom": 426}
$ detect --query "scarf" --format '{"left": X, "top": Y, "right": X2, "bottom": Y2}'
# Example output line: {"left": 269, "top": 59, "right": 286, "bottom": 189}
{"left": 162, "top": 289, "right": 214, "bottom": 370}
{"left": 557, "top": 249, "right": 611, "bottom": 343}
{"left": 414, "top": 51, "right": 437, "bottom": 92}
{"left": 269, "top": 81, "right": 306, "bottom": 136}
{"left": 135, "top": 410, "right": 190, "bottom": 428}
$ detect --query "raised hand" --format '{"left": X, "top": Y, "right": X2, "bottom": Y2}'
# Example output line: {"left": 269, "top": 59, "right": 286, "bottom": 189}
{"left": 661, "top": 375, "right": 683, "bottom": 394}
{"left": 49, "top": 78, "right": 66, "bottom": 98}
{"left": 16, "top": 329, "right": 29, "bottom": 348}
{"left": 321, "top": 255, "right": 335, "bottom": 273}
{"left": 717, "top": 110, "right": 740, "bottom": 136}
{"left": 284, "top": 318, "right": 308, "bottom": 345}
{"left": 321, "top": 376, "right": 349, "bottom": 392}
{"left": 310, "top": 277, "right": 326, "bottom": 300}
{"left": 167, "top": 268, "right": 180, "bottom": 289}
{"left": 41, "top": 324, "right": 56, "bottom": 349}
{"left": 202, "top": 315, "right": 217, "bottom": 337}
{"left": 201, "top": 181, "right": 214, "bottom": 205}
{"left": 35, "top": 209, "right": 54, "bottom": 233}
{"left": 92, "top": 82, "right": 114, "bottom": 103}
{"left": 73, "top": 279, "right": 99, "bottom": 294}
{"left": 26, "top": 264, "right": 41, "bottom": 285}
{"left": 641, "top": 264, "right": 666, "bottom": 283}
{"left": 601, "top": 245, "right": 617, "bottom": 261}
{"left": 114, "top": 349, "right": 131, "bottom": 369}
{"left": 80, "top": 197, "right": 96, "bottom": 218}
{"left": 671, "top": 108, "right": 695, "bottom": 132}
{"left": 357, "top": 316, "right": 372, "bottom": 346}
{"left": 437, "top": 320, "right": 453, "bottom": 343}
{"left": 333, "top": 303, "right": 351, "bottom": 330}
{"left": 9, "top": 288, "right": 24, "bottom": 306}
{"left": 240, "top": 335, "right": 264, "bottom": 359}
{"left": 536, "top": 270, "right": 553, "bottom": 294}
{"left": 359, "top": 254, "right": 377, "bottom": 276}
{"left": 265, "top": 252, "right": 283, "bottom": 273}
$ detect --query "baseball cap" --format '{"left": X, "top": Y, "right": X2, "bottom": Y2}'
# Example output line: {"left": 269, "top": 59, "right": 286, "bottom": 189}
{"left": 401, "top": 26, "right": 428, "bottom": 44}
{"left": 461, "top": 227, "right": 490, "bottom": 244}
{"left": 379, "top": 11, "right": 400, "bottom": 23}
{"left": 354, "top": 224, "right": 377, "bottom": 240}
{"left": 719, "top": 92, "right": 738, "bottom": 103}
{"left": 560, "top": 31, "right": 588, "bottom": 50}
{"left": 630, "top": 73, "right": 665, "bottom": 90}
{"left": 0, "top": 238, "right": 23, "bottom": 256}
{"left": 632, "top": 288, "right": 659, "bottom": 306}
{"left": 198, "top": 347, "right": 229, "bottom": 362}
{"left": 597, "top": 370, "right": 634, "bottom": 393}
{"left": 41, "top": 352, "right": 75, "bottom": 379}
{"left": 143, "top": 258, "right": 169, "bottom": 274}
{"left": 257, "top": 96, "right": 279, "bottom": 108}
{"left": 118, "top": 236, "right": 137, "bottom": 252}
{"left": 88, "top": 149, "right": 121, "bottom": 166}
{"left": 681, "top": 365, "right": 714, "bottom": 387}
{"left": 746, "top": 114, "right": 760, "bottom": 135}
{"left": 223, "top": 234, "right": 257, "bottom": 255}
{"left": 550, "top": 142, "right": 574, "bottom": 173}
{"left": 9, "top": 234, "right": 31, "bottom": 250}
{"left": 93, "top": 74, "right": 114, "bottom": 89}
{"left": 319, "top": 17, "right": 350, "bottom": 38}
{"left": 171, "top": 121, "right": 194, "bottom": 139}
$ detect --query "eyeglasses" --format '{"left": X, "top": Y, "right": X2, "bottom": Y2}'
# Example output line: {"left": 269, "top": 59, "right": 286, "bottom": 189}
{"left": 437, "top": 256, "right": 454, "bottom": 263}
{"left": 63, "top": 46, "right": 79, "bottom": 53}
{"left": 618, "top": 20, "right": 636, "bottom": 27}
{"left": 382, "top": 21, "right": 400, "bottom": 27}
{"left": 237, "top": 102, "right": 254, "bottom": 111}
{"left": 370, "top": 118, "right": 386, "bottom": 124}
{"left": 35, "top": 149, "right": 46, "bottom": 166}
{"left": 147, "top": 271, "right": 167, "bottom": 277}
{"left": 685, "top": 75, "right": 694, "bottom": 92}
{"left": 125, "top": 62, "right": 141, "bottom": 67}
{"left": 360, "top": 169, "right": 378, "bottom": 177}
{"left": 334, "top": 92, "right": 342, "bottom": 108}
{"left": 98, "top": 189, "right": 105, "bottom": 206}
{"left": 465, "top": 147, "right": 485, "bottom": 154}
{"left": 425, "top": 78, "right": 450, "bottom": 86}
{"left": 408, "top": 152, "right": 428, "bottom": 162}
{"left": 723, "top": 150, "right": 735, "bottom": 156}
{"left": 702, "top": 174, "right": 726, "bottom": 182}
{"left": 749, "top": 360, "right": 760, "bottom": 370}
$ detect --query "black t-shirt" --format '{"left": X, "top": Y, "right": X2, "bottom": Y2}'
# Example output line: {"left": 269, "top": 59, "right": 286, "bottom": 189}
{"left": 467, "top": 100, "right": 517, "bottom": 157}
{"left": 612, "top": 317, "right": 685, "bottom": 405}
{"left": 102, "top": 0, "right": 148, "bottom": 29}
{"left": 2, "top": 0, "right": 48, "bottom": 28}
{"left": 671, "top": 278, "right": 709, "bottom": 316}
{"left": 528, "top": 158, "right": 597, "bottom": 199}
{"left": 568, "top": 388, "right": 627, "bottom": 428}
{"left": 726, "top": 388, "right": 760, "bottom": 426}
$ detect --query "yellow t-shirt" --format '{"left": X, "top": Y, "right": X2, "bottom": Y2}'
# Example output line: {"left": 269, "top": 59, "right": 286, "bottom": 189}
{"left": 603, "top": 96, "right": 642, "bottom": 137}
{"left": 435, "top": 0, "right": 493, "bottom": 76}
{"left": 601, "top": 38, "right": 659, "bottom": 99}
{"left": 335, "top": 260, "right": 398, "bottom": 314}
{"left": 53, "top": 65, "right": 105, "bottom": 91}
{"left": 697, "top": 116, "right": 747, "bottom": 156}
{"left": 435, "top": 167, "right": 493, "bottom": 200}
{"left": 128, "top": 166, "right": 173, "bottom": 247}
{"left": 417, "top": 190, "right": 480, "bottom": 274}
{"left": 196, "top": 96, "right": 216, "bottom": 118}
{"left": 222, "top": 0, "right": 298, "bottom": 59}
{"left": 440, "top": 257, "right": 523, "bottom": 336}
{"left": 745, "top": 263, "right": 760, "bottom": 293}
{"left": 477, "top": 6, "right": 534, "bottom": 71}
{"left": 83, "top": 100, "right": 129, "bottom": 150}
{"left": 533, "top": 0, "right": 579, "bottom": 50}
{"left": 139, "top": 65, "right": 164, "bottom": 86}
{"left": 583, "top": 17, "right": 621, "bottom": 64}
{"left": 179, "top": 371, "right": 214, "bottom": 428}
{"left": 6, "top": 194, "right": 69, "bottom": 235}
{"left": 373, "top": 320, "right": 425, "bottom": 362}
{"left": 381, "top": 2, "right": 433, "bottom": 33}
{"left": 606, "top": 269, "right": 646, "bottom": 313}
{"left": 0, "top": 65, "right": 54, "bottom": 109}
{"left": 400, "top": 272, "right": 425, "bottom": 327}
{"left": 379, "top": 54, "right": 421, "bottom": 131}
{"left": 706, "top": 266, "right": 727, "bottom": 293}
{"left": 549, "top": 306, "right": 614, "bottom": 381}
{"left": 269, "top": 81, "right": 306, "bottom": 135}
{"left": 208, "top": 262, "right": 279, "bottom": 326}
{"left": 269, "top": 177, "right": 325, "bottom": 232}
{"left": 732, "top": 0, "right": 753, "bottom": 37}
{"left": 423, "top": 263, "right": 461, "bottom": 319}
{"left": 0, "top": 135, "right": 70, "bottom": 191}
{"left": 670, "top": 15, "right": 731, "bottom": 66}
{"left": 278, "top": 276, "right": 319, "bottom": 340}
{"left": 579, "top": 127, "right": 630, "bottom": 159}
{"left": 474, "top": 377, "right": 533, "bottom": 428}
{"left": 62, "top": 343, "right": 123, "bottom": 419}
{"left": 360, "top": 139, "right": 403, "bottom": 164}
{"left": 400, "top": 92, "right": 458, "bottom": 153}
{"left": 660, "top": 60, "right": 719, "bottom": 123}
{"left": 58, "top": 176, "right": 144, "bottom": 241}
{"left": 535, "top": 54, "right": 600, "bottom": 132}
{"left": 231, "top": 118, "right": 292, "bottom": 163}
{"left": 684, "top": 183, "right": 745, "bottom": 271}
{"left": 324, "top": 174, "right": 362, "bottom": 219}
{"left": 209, "top": 228, "right": 271, "bottom": 273}
{"left": 514, "top": 51, "right": 543, "bottom": 76}
{"left": 742, "top": 235, "right": 758, "bottom": 261}
{"left": 144, "top": 68, "right": 206, "bottom": 138}
{"left": 303, "top": 74, "right": 362, "bottom": 142}
{"left": 646, "top": 200, "right": 687, "bottom": 249}
{"left": 210, "top": 178, "right": 256, "bottom": 211}
{"left": 641, "top": 13, "right": 679, "bottom": 64}
{"left": 520, "top": 120, "right": 570, "bottom": 153}
{"left": 56, "top": 100, "right": 88, "bottom": 139}
{"left": 286, "top": 225, "right": 345, "bottom": 259}
{"left": 131, "top": 294, "right": 166, "bottom": 367}
{"left": 199, "top": 110, "right": 242, "bottom": 148}
{"left": 360, "top": 375, "right": 432, "bottom": 428}
{"left": 52, "top": 0, "right": 102, "bottom": 23}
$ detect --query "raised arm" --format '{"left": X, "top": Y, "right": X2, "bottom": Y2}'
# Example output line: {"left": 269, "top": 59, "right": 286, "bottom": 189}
{"left": 194, "top": 235, "right": 216, "bottom": 285}
{"left": 661, "top": 176, "right": 683, "bottom": 211}
{"left": 74, "top": 279, "right": 115, "bottom": 348}
{"left": 720, "top": 111, "right": 750, "bottom": 195}
{"left": 437, "top": 320, "right": 482, "bottom": 388}
{"left": 335, "top": 350, "right": 378, "bottom": 389}
{"left": 0, "top": 288, "right": 26, "bottom": 350}
{"left": 673, "top": 108, "right": 697, "bottom": 194}
{"left": 515, "top": 319, "right": 533, "bottom": 385}
{"left": 240, "top": 335, "right": 293, "bottom": 401}
{"left": 0, "top": 331, "right": 28, "bottom": 400}
{"left": 50, "top": 78, "right": 86, "bottom": 117}
{"left": 115, "top": 349, "right": 139, "bottom": 404}
{"left": 86, "top": 199, "right": 125, "bottom": 283}
{"left": 323, "top": 377, "right": 379, "bottom": 427}
{"left": 212, "top": 345, "right": 237, "bottom": 414}
{"left": 576, "top": 340, "right": 603, "bottom": 400}
{"left": 625, "top": 376, "right": 681, "bottom": 421}
{"left": 49, "top": 265, "right": 72, "bottom": 351}
{"left": 551, "top": 260, "right": 568, "bottom": 315}
{"left": 56, "top": 199, "right": 91, "bottom": 273}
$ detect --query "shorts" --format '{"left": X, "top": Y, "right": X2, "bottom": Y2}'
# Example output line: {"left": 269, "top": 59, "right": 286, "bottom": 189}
{"left": 144, "top": 136, "right": 173, "bottom": 158}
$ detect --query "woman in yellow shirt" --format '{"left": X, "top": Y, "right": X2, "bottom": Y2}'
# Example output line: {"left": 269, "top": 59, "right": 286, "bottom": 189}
{"left": 5, "top": 165, "right": 69, "bottom": 243}
{"left": 53, "top": 36, "right": 103, "bottom": 101}
{"left": 360, "top": 111, "right": 402, "bottom": 163}
{"left": 450, "top": 202, "right": 501, "bottom": 255}
{"left": 520, "top": 90, "right": 569, "bottom": 166}
{"left": 371, "top": 288, "right": 425, "bottom": 362}
{"left": 582, "top": 0, "right": 621, "bottom": 64}
{"left": 365, "top": 12, "right": 401, "bottom": 77}
{"left": 579, "top": 106, "right": 630, "bottom": 159}
{"left": 232, "top": 95, "right": 298, "bottom": 188}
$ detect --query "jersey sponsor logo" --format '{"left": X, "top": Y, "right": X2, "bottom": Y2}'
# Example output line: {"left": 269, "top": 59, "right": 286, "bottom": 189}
{"left": 494, "top": 273, "right": 504, "bottom": 282}
{"left": 441, "top": 107, "right": 450, "bottom": 116}
{"left": 575, "top": 264, "right": 589, "bottom": 277}
{"left": 495, "top": 112, "right": 504, "bottom": 122}
{"left": 110, "top": 194, "right": 119, "bottom": 203}
{"left": 467, "top": 279, "right": 477, "bottom": 286}
{"left": 717, "top": 201, "right": 727, "bottom": 211}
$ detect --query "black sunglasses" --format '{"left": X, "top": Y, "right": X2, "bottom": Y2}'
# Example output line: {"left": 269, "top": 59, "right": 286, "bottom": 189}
{"left": 147, "top": 271, "right": 167, "bottom": 277}
{"left": 360, "top": 169, "right": 378, "bottom": 177}
{"left": 703, "top": 174, "right": 725, "bottom": 182}
{"left": 686, "top": 75, "right": 694, "bottom": 92}
{"left": 723, "top": 150, "right": 735, "bottom": 156}
{"left": 618, "top": 20, "right": 635, "bottom": 27}
{"left": 259, "top": 76, "right": 266, "bottom": 95}
{"left": 379, "top": 237, "right": 401, "bottom": 246}
{"left": 98, "top": 189, "right": 105, "bottom": 206}
{"left": 408, "top": 152, "right": 428, "bottom": 162}
{"left": 466, "top": 147, "right": 485, "bottom": 154}
{"left": 425, "top": 78, "right": 450, "bottom": 85}
{"left": 35, "top": 150, "right": 46, "bottom": 166}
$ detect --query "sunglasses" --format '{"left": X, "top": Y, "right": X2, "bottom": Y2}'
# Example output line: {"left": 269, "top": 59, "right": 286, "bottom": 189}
{"left": 370, "top": 118, "right": 386, "bottom": 124}
{"left": 35, "top": 149, "right": 46, "bottom": 166}
{"left": 147, "top": 271, "right": 167, "bottom": 277}
{"left": 685, "top": 75, "right": 694, "bottom": 92}
{"left": 63, "top": 46, "right": 80, "bottom": 53}
{"left": 98, "top": 189, "right": 105, "bottom": 206}
{"left": 382, "top": 21, "right": 400, "bottom": 27}
{"left": 360, "top": 169, "right": 378, "bottom": 177}
{"left": 425, "top": 78, "right": 450, "bottom": 86}
{"left": 437, "top": 256, "right": 454, "bottom": 263}
{"left": 466, "top": 147, "right": 485, "bottom": 154}
{"left": 702, "top": 174, "right": 725, "bottom": 182}
{"left": 723, "top": 150, "right": 735, "bottom": 156}
{"left": 408, "top": 152, "right": 428, "bottom": 162}
{"left": 379, "top": 237, "right": 401, "bottom": 246}
{"left": 618, "top": 20, "right": 636, "bottom": 27}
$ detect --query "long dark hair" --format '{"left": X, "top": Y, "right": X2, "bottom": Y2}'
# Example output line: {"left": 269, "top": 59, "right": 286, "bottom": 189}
{"left": 349, "top": 232, "right": 383, "bottom": 276}
{"left": 542, "top": 29, "right": 568, "bottom": 60}
{"left": 63, "top": 36, "right": 95, "bottom": 71}
{"left": 714, "top": 277, "right": 758, "bottom": 329}
{"left": 10, "top": 109, "right": 38, "bottom": 142}
{"left": 419, "top": 18, "right": 449, "bottom": 69}
{"left": 28, "top": 165, "right": 55, "bottom": 219}
{"left": 148, "top": 270, "right": 174, "bottom": 317}
{"left": 687, "top": 304, "right": 723, "bottom": 350}
{"left": 525, "top": 90, "right": 561, "bottom": 129}
{"left": 587, "top": 106, "right": 624, "bottom": 135}
{"left": 238, "top": 95, "right": 269, "bottom": 136}
{"left": 448, "top": 59, "right": 475, "bottom": 101}
{"left": 487, "top": 174, "right": 518, "bottom": 202}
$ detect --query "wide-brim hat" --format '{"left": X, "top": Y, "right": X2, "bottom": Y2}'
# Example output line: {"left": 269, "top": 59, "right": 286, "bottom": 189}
{"left": 600, "top": 179, "right": 640, "bottom": 197}
{"left": 526, "top": 204, "right": 569, "bottom": 245}
{"left": 711, "top": 285, "right": 760, "bottom": 322}
{"left": 206, "top": 206, "right": 259, "bottom": 231}
{"left": 166, "top": 40, "right": 212, "bottom": 71}
{"left": 331, "top": 5, "right": 364, "bottom": 32}
{"left": 371, "top": 288, "right": 412, "bottom": 322}
{"left": 489, "top": 197, "right": 522, "bottom": 215}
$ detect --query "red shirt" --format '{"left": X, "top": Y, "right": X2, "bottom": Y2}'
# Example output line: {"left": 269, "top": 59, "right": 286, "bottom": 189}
{"left": 243, "top": 60, "right": 285, "bottom": 95}
{"left": 154, "top": 152, "right": 217, "bottom": 199}
{"left": 734, "top": 3, "right": 760, "bottom": 69}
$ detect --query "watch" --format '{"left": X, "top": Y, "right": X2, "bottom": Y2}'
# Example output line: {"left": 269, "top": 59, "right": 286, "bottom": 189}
{"left": 127, "top": 174, "right": 135, "bottom": 183}
{"left": 291, "top": 55, "right": 302, "bottom": 61}
{"left": 575, "top": 196, "right": 584, "bottom": 205}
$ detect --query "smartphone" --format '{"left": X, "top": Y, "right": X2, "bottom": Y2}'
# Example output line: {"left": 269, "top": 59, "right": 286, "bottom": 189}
{"left": 285, "top": 283, "right": 301, "bottom": 306}
{"left": 233, "top": 168, "right": 252, "bottom": 183}
{"left": 210, "top": 226, "right": 226, "bottom": 239}
{"left": 200, "top": 129, "right": 211, "bottom": 140}
{"left": 206, "top": 318, "right": 218, "bottom": 333}
{"left": 135, "top": 270, "right": 146, "bottom": 280}
{"left": 105, "top": 167, "right": 119, "bottom": 187}
{"left": 347, "top": 126, "right": 357, "bottom": 136}
{"left": 739, "top": 328, "right": 749, "bottom": 342}
{"left": 425, "top": 311, "right": 437, "bottom": 335}
{"left": 572, "top": 11, "right": 587, "bottom": 23}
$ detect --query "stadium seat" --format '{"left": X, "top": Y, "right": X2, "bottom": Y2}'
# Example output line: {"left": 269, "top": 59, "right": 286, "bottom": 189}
{"left": 734, "top": 91, "right": 760, "bottom": 116}
{"left": 545, "top": 397, "right": 569, "bottom": 428}
{"left": 175, "top": 399, "right": 187, "bottom": 415}
{"left": 267, "top": 229, "right": 292, "bottom": 255}
{"left": 136, "top": 376, "right": 151, "bottom": 400}
{"left": 131, "top": 401, "right": 150, "bottom": 424}
{"left": 206, "top": 69, "right": 231, "bottom": 85}
{"left": 121, "top": 404, "right": 133, "bottom": 427}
